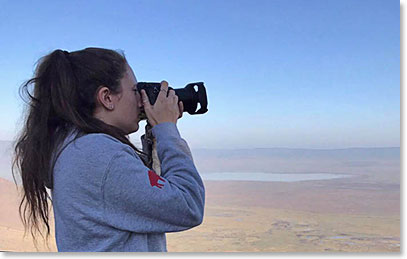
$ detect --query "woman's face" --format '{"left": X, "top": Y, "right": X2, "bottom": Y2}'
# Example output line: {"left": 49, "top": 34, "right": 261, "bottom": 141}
{"left": 112, "top": 64, "right": 143, "bottom": 134}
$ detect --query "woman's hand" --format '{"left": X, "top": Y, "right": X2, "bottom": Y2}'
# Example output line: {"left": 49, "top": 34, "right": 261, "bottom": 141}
{"left": 140, "top": 81, "right": 184, "bottom": 127}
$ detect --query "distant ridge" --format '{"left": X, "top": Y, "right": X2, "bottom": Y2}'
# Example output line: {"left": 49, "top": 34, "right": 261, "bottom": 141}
{"left": 191, "top": 147, "right": 400, "bottom": 160}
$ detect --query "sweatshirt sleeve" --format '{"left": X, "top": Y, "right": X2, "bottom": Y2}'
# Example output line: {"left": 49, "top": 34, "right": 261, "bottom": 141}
{"left": 102, "top": 122, "right": 205, "bottom": 233}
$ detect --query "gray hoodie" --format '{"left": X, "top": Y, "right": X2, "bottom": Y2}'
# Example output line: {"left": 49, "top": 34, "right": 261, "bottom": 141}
{"left": 51, "top": 122, "right": 205, "bottom": 252}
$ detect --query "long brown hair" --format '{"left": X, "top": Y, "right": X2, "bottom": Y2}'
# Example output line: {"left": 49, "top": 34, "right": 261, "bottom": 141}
{"left": 12, "top": 47, "right": 147, "bottom": 244}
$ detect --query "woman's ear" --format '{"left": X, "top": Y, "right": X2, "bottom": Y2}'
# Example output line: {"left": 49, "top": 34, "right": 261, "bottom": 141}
{"left": 96, "top": 86, "right": 115, "bottom": 110}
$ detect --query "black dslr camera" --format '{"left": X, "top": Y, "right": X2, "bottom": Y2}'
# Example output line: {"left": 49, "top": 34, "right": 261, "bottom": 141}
{"left": 137, "top": 82, "right": 208, "bottom": 120}
{"left": 137, "top": 82, "right": 208, "bottom": 171}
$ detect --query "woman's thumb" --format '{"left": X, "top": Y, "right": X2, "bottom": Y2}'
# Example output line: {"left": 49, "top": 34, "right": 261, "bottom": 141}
{"left": 140, "top": 90, "right": 151, "bottom": 109}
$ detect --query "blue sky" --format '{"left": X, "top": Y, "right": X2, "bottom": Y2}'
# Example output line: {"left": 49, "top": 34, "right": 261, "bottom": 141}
{"left": 0, "top": 0, "right": 400, "bottom": 149}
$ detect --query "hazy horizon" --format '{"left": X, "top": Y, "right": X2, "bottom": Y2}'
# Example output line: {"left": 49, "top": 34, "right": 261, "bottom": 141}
{"left": 1, "top": 138, "right": 399, "bottom": 184}
{"left": 0, "top": 139, "right": 400, "bottom": 150}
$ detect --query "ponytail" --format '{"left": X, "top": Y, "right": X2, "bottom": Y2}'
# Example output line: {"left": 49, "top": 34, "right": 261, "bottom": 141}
{"left": 12, "top": 48, "right": 147, "bottom": 246}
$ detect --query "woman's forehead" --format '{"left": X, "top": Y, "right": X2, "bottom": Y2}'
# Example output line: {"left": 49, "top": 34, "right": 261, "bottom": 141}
{"left": 126, "top": 64, "right": 137, "bottom": 82}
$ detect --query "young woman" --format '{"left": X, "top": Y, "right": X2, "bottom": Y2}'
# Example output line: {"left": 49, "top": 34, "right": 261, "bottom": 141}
{"left": 12, "top": 47, "right": 205, "bottom": 252}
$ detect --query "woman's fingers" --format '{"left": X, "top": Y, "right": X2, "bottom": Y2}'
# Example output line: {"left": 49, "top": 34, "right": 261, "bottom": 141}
{"left": 142, "top": 80, "right": 184, "bottom": 126}
{"left": 178, "top": 101, "right": 184, "bottom": 118}
{"left": 168, "top": 89, "right": 178, "bottom": 104}
{"left": 168, "top": 89, "right": 176, "bottom": 97}
{"left": 157, "top": 80, "right": 169, "bottom": 100}
{"left": 140, "top": 90, "right": 151, "bottom": 110}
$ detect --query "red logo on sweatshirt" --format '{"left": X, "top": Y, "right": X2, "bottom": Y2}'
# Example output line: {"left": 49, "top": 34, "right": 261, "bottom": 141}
{"left": 148, "top": 170, "right": 165, "bottom": 189}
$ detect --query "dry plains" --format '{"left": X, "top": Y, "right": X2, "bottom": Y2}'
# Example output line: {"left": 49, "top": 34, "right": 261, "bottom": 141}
{"left": 0, "top": 176, "right": 400, "bottom": 252}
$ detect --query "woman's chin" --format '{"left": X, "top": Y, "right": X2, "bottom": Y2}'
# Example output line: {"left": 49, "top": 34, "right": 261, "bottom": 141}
{"left": 129, "top": 123, "right": 139, "bottom": 134}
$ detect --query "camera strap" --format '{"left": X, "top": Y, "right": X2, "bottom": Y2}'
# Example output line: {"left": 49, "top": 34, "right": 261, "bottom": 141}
{"left": 141, "top": 122, "right": 162, "bottom": 175}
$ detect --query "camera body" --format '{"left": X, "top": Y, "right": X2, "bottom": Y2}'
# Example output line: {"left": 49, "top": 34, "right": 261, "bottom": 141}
{"left": 137, "top": 82, "right": 208, "bottom": 120}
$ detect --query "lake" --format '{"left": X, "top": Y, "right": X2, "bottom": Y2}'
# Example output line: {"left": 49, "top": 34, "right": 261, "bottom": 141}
{"left": 200, "top": 172, "right": 352, "bottom": 182}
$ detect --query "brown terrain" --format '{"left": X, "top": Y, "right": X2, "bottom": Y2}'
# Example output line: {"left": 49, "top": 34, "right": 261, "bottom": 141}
{"left": 0, "top": 171, "right": 400, "bottom": 252}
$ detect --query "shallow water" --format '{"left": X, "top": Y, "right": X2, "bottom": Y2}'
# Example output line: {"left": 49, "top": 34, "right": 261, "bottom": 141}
{"left": 200, "top": 172, "right": 352, "bottom": 182}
